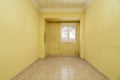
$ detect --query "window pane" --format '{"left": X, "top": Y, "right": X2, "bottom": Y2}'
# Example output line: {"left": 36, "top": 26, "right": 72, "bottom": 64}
{"left": 61, "top": 26, "right": 68, "bottom": 41}
{"left": 69, "top": 26, "right": 76, "bottom": 41}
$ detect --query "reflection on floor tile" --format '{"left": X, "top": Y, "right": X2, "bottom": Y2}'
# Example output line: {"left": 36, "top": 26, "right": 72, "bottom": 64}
{"left": 13, "top": 56, "right": 109, "bottom": 80}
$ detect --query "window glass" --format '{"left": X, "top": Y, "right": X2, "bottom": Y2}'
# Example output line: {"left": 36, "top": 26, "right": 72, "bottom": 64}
{"left": 61, "top": 23, "right": 76, "bottom": 42}
{"left": 69, "top": 26, "right": 76, "bottom": 41}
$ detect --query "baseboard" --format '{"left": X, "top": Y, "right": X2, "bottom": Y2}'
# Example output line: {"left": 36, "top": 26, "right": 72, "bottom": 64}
{"left": 12, "top": 58, "right": 40, "bottom": 80}
{"left": 84, "top": 59, "right": 110, "bottom": 80}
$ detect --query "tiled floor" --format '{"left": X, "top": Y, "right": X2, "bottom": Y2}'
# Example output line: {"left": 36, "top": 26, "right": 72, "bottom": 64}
{"left": 13, "top": 56, "right": 109, "bottom": 80}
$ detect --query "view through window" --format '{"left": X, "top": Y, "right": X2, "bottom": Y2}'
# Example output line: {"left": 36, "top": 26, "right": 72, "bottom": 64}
{"left": 61, "top": 23, "right": 76, "bottom": 42}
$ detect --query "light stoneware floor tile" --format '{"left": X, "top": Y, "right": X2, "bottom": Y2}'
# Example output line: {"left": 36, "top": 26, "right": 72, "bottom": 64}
{"left": 13, "top": 56, "right": 109, "bottom": 80}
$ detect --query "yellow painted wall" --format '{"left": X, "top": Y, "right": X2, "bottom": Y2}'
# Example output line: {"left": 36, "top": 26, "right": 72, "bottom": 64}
{"left": 85, "top": 0, "right": 120, "bottom": 80}
{"left": 39, "top": 12, "right": 85, "bottom": 58}
{"left": 0, "top": 0, "right": 39, "bottom": 80}
{"left": 45, "top": 22, "right": 80, "bottom": 56}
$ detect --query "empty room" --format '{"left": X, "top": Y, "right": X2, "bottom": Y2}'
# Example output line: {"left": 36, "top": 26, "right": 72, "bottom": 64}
{"left": 0, "top": 0, "right": 120, "bottom": 80}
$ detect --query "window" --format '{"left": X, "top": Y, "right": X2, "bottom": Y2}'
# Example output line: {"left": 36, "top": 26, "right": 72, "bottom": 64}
{"left": 61, "top": 23, "right": 76, "bottom": 42}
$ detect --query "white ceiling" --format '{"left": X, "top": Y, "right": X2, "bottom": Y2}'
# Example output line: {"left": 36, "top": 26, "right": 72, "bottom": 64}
{"left": 32, "top": 0, "right": 92, "bottom": 12}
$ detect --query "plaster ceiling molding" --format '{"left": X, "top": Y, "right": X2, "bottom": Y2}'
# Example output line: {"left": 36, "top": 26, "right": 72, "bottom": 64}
{"left": 31, "top": 0, "right": 92, "bottom": 12}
